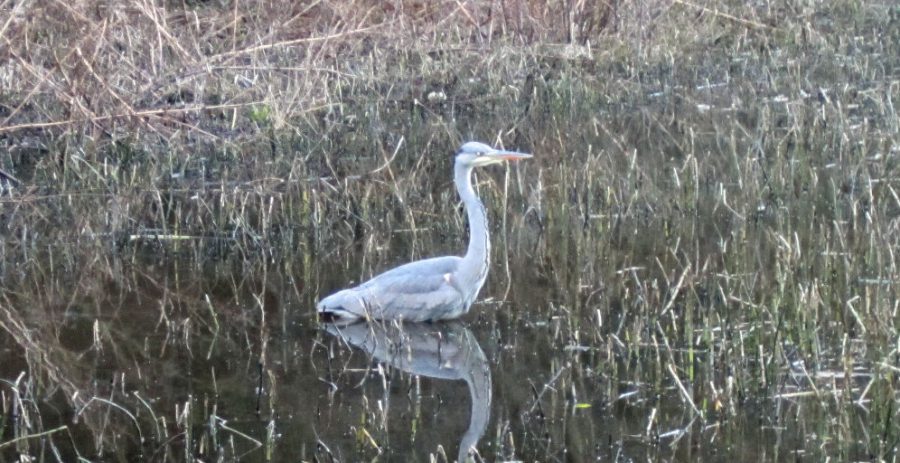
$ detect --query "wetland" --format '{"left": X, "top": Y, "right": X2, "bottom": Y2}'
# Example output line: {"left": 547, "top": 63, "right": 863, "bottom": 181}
{"left": 1, "top": 1, "right": 899, "bottom": 461}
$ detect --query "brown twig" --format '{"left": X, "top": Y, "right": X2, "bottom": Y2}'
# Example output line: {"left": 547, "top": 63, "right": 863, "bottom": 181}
{"left": 672, "top": 0, "right": 770, "bottom": 29}
{"left": 0, "top": 101, "right": 333, "bottom": 134}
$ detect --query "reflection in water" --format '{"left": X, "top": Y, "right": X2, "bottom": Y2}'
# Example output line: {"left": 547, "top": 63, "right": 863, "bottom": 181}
{"left": 324, "top": 321, "right": 491, "bottom": 462}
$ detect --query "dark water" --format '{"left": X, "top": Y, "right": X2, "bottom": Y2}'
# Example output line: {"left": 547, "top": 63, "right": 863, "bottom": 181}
{"left": 0, "top": 249, "right": 853, "bottom": 462}
{"left": 2, "top": 137, "right": 891, "bottom": 461}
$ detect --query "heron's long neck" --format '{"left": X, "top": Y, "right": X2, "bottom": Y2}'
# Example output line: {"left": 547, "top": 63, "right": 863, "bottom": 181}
{"left": 454, "top": 161, "right": 490, "bottom": 289}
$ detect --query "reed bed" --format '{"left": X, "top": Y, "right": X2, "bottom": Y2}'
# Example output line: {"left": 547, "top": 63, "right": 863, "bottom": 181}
{"left": 1, "top": 0, "right": 899, "bottom": 461}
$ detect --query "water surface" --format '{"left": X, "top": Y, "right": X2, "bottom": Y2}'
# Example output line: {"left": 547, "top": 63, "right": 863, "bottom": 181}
{"left": 1, "top": 244, "right": 872, "bottom": 461}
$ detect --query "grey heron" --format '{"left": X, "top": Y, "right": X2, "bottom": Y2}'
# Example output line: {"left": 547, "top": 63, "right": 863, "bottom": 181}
{"left": 317, "top": 141, "right": 532, "bottom": 322}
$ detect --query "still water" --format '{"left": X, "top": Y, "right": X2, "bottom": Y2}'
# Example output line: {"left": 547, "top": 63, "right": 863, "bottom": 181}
{"left": 0, "top": 247, "right": 837, "bottom": 462}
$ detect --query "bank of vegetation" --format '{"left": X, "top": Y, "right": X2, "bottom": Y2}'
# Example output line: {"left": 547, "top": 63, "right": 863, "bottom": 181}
{"left": 1, "top": 1, "right": 898, "bottom": 460}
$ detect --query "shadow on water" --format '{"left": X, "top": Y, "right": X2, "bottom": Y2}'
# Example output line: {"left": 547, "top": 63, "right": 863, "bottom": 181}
{"left": 323, "top": 321, "right": 490, "bottom": 462}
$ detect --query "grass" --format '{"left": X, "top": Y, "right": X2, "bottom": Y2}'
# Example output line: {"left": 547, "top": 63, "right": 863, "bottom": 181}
{"left": 2, "top": 0, "right": 900, "bottom": 461}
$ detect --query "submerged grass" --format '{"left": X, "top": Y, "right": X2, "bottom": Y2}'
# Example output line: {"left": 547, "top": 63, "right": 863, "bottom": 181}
{"left": 2, "top": 0, "right": 900, "bottom": 461}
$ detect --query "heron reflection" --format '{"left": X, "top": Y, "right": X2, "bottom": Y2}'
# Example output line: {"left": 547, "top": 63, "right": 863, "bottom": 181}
{"left": 324, "top": 321, "right": 491, "bottom": 462}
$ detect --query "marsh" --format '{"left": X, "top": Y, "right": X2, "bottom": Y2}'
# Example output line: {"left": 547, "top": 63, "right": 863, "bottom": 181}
{"left": 1, "top": 1, "right": 898, "bottom": 461}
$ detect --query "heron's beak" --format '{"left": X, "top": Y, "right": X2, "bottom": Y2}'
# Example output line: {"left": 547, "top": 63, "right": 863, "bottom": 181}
{"left": 485, "top": 149, "right": 532, "bottom": 164}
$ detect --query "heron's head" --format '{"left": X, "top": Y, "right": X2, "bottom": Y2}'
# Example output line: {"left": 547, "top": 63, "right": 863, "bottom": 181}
{"left": 455, "top": 141, "right": 532, "bottom": 167}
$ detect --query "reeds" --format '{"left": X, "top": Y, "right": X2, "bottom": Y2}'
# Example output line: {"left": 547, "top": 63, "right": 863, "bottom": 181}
{"left": 2, "top": 0, "right": 899, "bottom": 461}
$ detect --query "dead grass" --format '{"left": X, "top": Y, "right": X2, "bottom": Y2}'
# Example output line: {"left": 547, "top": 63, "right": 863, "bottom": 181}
{"left": 1, "top": 0, "right": 899, "bottom": 461}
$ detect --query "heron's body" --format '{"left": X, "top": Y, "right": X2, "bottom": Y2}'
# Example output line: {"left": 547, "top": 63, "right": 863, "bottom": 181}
{"left": 317, "top": 141, "right": 530, "bottom": 322}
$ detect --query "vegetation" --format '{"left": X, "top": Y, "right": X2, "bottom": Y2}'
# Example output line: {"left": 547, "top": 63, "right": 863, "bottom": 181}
{"left": 1, "top": 0, "right": 898, "bottom": 461}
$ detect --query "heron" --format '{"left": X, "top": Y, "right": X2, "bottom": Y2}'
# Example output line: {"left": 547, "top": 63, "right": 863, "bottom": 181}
{"left": 317, "top": 141, "right": 532, "bottom": 322}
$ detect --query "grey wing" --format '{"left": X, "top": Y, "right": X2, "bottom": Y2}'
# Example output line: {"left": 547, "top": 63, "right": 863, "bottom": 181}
{"left": 359, "top": 256, "right": 466, "bottom": 321}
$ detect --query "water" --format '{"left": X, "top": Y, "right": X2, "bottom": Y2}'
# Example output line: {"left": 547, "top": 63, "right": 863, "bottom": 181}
{"left": 0, "top": 246, "right": 873, "bottom": 461}
{"left": 1, "top": 135, "right": 892, "bottom": 461}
